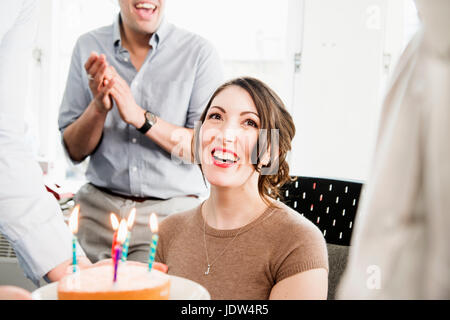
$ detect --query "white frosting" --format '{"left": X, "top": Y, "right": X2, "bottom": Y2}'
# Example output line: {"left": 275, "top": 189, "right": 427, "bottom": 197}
{"left": 60, "top": 264, "right": 170, "bottom": 292}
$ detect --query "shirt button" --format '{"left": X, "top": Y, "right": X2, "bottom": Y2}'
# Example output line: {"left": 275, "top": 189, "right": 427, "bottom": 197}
{"left": 132, "top": 138, "right": 137, "bottom": 143}
{"left": 134, "top": 81, "right": 139, "bottom": 86}
{"left": 124, "top": 57, "right": 129, "bottom": 62}
{"left": 132, "top": 166, "right": 137, "bottom": 172}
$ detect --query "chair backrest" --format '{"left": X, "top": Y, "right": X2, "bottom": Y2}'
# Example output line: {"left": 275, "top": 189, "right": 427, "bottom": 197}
{"left": 279, "top": 176, "right": 363, "bottom": 299}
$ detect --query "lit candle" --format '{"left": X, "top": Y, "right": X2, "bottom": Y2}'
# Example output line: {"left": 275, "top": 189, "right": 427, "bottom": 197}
{"left": 110, "top": 213, "right": 119, "bottom": 260}
{"left": 121, "top": 208, "right": 136, "bottom": 262}
{"left": 113, "top": 219, "right": 127, "bottom": 283}
{"left": 68, "top": 205, "right": 80, "bottom": 273}
{"left": 148, "top": 213, "right": 159, "bottom": 272}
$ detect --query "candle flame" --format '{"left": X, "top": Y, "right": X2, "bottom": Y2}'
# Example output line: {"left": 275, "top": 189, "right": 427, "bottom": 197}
{"left": 127, "top": 208, "right": 136, "bottom": 229}
{"left": 69, "top": 205, "right": 80, "bottom": 234}
{"left": 110, "top": 213, "right": 119, "bottom": 231}
{"left": 117, "top": 219, "right": 128, "bottom": 244}
{"left": 149, "top": 213, "right": 158, "bottom": 233}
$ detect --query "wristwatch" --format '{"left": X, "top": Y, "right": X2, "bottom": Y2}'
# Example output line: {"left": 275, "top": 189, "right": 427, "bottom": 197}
{"left": 137, "top": 110, "right": 157, "bottom": 134}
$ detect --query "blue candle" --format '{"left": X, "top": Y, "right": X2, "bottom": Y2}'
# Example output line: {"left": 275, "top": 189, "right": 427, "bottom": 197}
{"left": 121, "top": 231, "right": 131, "bottom": 262}
{"left": 69, "top": 205, "right": 80, "bottom": 273}
{"left": 148, "top": 234, "right": 159, "bottom": 271}
{"left": 72, "top": 236, "right": 77, "bottom": 273}
{"left": 148, "top": 213, "right": 159, "bottom": 271}
{"left": 121, "top": 208, "right": 136, "bottom": 262}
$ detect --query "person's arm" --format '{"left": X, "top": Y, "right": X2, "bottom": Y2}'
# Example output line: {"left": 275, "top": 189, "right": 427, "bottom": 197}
{"left": 106, "top": 68, "right": 195, "bottom": 163}
{"left": 269, "top": 268, "right": 328, "bottom": 300}
{"left": 1, "top": 0, "right": 92, "bottom": 287}
{"left": 269, "top": 215, "right": 329, "bottom": 300}
{"left": 108, "top": 41, "right": 224, "bottom": 163}
{"left": 62, "top": 53, "right": 115, "bottom": 162}
{"left": 0, "top": 130, "right": 92, "bottom": 286}
{"left": 0, "top": 286, "right": 32, "bottom": 300}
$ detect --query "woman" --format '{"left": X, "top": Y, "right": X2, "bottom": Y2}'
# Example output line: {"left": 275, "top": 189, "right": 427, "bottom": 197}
{"left": 155, "top": 77, "right": 328, "bottom": 299}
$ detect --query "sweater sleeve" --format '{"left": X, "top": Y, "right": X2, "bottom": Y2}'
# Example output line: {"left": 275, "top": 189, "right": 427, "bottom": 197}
{"left": 273, "top": 214, "right": 329, "bottom": 283}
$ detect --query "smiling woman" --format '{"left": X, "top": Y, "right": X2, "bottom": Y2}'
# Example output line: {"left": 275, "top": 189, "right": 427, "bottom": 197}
{"left": 195, "top": 77, "right": 296, "bottom": 204}
{"left": 156, "top": 77, "right": 329, "bottom": 300}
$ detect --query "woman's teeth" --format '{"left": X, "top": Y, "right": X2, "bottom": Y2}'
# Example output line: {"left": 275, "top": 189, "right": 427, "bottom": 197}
{"left": 212, "top": 150, "right": 238, "bottom": 163}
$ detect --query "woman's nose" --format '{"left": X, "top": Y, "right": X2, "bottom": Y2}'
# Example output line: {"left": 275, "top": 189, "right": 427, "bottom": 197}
{"left": 223, "top": 129, "right": 237, "bottom": 143}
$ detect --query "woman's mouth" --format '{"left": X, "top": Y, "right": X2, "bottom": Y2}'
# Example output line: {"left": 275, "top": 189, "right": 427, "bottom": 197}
{"left": 211, "top": 148, "right": 240, "bottom": 168}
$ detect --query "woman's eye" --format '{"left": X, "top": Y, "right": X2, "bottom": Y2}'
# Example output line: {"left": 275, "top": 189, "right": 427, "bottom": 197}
{"left": 244, "top": 119, "right": 258, "bottom": 128}
{"left": 207, "top": 113, "right": 222, "bottom": 120}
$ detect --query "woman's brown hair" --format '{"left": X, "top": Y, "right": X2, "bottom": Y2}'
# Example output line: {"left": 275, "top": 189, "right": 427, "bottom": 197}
{"left": 193, "top": 77, "right": 296, "bottom": 206}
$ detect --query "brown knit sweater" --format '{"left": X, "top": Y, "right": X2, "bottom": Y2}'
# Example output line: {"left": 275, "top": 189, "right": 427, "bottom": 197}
{"left": 155, "top": 201, "right": 328, "bottom": 300}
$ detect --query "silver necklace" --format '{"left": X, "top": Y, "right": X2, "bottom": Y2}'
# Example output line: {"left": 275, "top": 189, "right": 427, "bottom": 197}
{"left": 202, "top": 204, "right": 262, "bottom": 275}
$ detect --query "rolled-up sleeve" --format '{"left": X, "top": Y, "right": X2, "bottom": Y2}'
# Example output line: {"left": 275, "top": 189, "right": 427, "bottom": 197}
{"left": 57, "top": 38, "right": 92, "bottom": 164}
{"left": 185, "top": 40, "right": 224, "bottom": 129}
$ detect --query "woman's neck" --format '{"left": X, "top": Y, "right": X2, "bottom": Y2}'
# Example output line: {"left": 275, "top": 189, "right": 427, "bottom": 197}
{"left": 203, "top": 184, "right": 269, "bottom": 230}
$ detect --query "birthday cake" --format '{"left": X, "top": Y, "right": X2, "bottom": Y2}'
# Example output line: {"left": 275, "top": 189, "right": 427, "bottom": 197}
{"left": 57, "top": 263, "right": 171, "bottom": 300}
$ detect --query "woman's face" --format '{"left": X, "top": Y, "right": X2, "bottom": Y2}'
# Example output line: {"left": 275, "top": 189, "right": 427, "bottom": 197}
{"left": 200, "top": 85, "right": 262, "bottom": 189}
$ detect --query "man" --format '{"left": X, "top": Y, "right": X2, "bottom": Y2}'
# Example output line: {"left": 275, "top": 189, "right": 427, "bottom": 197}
{"left": 337, "top": 0, "right": 450, "bottom": 299}
{"left": 58, "top": 0, "right": 224, "bottom": 263}
{"left": 0, "top": 0, "right": 90, "bottom": 290}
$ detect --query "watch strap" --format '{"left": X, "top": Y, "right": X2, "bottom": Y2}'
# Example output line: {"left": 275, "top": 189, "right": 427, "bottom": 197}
{"left": 137, "top": 111, "right": 153, "bottom": 134}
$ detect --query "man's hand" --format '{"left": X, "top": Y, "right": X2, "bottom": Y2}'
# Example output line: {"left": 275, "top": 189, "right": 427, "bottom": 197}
{"left": 84, "top": 52, "right": 115, "bottom": 114}
{"left": 108, "top": 66, "right": 146, "bottom": 128}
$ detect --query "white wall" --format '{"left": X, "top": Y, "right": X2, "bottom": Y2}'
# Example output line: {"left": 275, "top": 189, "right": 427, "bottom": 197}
{"left": 289, "top": 0, "right": 418, "bottom": 181}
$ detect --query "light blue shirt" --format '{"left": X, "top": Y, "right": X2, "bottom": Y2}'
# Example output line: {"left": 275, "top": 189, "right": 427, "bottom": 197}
{"left": 58, "top": 14, "right": 224, "bottom": 199}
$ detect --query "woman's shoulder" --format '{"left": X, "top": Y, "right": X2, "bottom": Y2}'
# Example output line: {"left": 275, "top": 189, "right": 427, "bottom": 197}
{"left": 270, "top": 201, "right": 322, "bottom": 229}
{"left": 266, "top": 201, "right": 329, "bottom": 276}
{"left": 265, "top": 201, "right": 326, "bottom": 246}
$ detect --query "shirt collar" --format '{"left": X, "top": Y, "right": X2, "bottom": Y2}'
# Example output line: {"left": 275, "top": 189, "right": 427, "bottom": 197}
{"left": 112, "top": 14, "right": 122, "bottom": 47}
{"left": 112, "top": 13, "right": 170, "bottom": 51}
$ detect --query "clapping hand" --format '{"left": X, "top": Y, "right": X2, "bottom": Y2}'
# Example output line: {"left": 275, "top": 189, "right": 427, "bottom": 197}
{"left": 84, "top": 52, "right": 115, "bottom": 114}
{"left": 106, "top": 66, "right": 146, "bottom": 129}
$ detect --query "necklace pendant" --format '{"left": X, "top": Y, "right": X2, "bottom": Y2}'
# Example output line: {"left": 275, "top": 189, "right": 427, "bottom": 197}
{"left": 205, "top": 264, "right": 211, "bottom": 275}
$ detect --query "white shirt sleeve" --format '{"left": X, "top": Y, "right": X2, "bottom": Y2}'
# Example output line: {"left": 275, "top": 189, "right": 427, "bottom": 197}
{"left": 0, "top": 0, "right": 85, "bottom": 287}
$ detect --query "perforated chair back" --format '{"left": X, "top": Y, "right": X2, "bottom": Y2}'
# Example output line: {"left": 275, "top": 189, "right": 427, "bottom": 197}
{"left": 279, "top": 176, "right": 362, "bottom": 246}
{"left": 279, "top": 176, "right": 363, "bottom": 299}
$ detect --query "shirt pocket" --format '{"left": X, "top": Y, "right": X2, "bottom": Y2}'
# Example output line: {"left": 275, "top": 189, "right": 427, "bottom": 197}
{"left": 143, "top": 81, "right": 193, "bottom": 126}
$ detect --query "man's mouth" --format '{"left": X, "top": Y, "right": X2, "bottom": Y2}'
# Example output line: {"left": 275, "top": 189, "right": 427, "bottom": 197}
{"left": 134, "top": 2, "right": 157, "bottom": 17}
{"left": 135, "top": 2, "right": 156, "bottom": 10}
{"left": 211, "top": 148, "right": 240, "bottom": 166}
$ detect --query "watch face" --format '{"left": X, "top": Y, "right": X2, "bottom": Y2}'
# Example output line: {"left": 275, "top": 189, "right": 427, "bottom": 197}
{"left": 145, "top": 111, "right": 156, "bottom": 125}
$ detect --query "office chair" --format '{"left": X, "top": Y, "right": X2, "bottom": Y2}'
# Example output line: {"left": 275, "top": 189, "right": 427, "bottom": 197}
{"left": 279, "top": 176, "right": 363, "bottom": 299}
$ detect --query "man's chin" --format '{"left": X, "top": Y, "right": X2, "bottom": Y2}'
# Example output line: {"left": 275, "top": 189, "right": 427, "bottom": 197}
{"left": 136, "top": 21, "right": 160, "bottom": 35}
